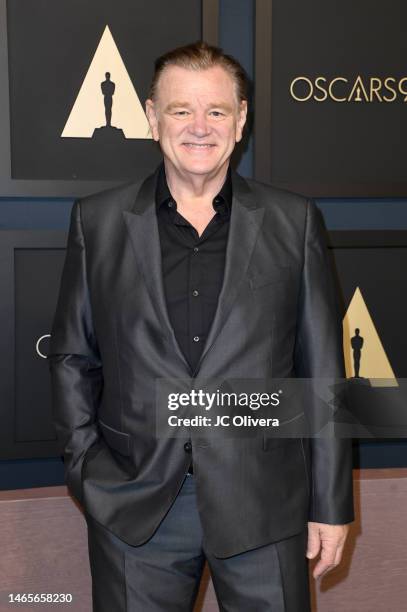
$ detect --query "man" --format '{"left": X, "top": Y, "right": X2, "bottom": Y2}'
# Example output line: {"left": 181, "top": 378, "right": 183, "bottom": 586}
{"left": 49, "top": 41, "right": 354, "bottom": 611}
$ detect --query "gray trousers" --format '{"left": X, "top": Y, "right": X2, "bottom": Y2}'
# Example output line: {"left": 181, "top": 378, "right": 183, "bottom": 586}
{"left": 85, "top": 475, "right": 310, "bottom": 611}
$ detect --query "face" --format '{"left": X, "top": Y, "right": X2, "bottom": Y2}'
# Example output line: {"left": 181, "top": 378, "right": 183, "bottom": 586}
{"left": 146, "top": 65, "right": 247, "bottom": 179}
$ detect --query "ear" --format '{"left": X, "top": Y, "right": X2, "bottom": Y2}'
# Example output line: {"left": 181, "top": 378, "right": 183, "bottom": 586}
{"left": 235, "top": 100, "right": 248, "bottom": 143}
{"left": 145, "top": 99, "right": 160, "bottom": 141}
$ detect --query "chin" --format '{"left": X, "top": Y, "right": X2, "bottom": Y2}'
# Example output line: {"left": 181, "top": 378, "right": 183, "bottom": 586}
{"left": 178, "top": 157, "right": 223, "bottom": 176}
{"left": 185, "top": 165, "right": 217, "bottom": 176}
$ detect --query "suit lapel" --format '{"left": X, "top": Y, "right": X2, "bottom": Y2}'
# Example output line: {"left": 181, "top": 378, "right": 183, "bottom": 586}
{"left": 122, "top": 166, "right": 265, "bottom": 377}
{"left": 122, "top": 168, "right": 192, "bottom": 373}
{"left": 191, "top": 171, "right": 265, "bottom": 375}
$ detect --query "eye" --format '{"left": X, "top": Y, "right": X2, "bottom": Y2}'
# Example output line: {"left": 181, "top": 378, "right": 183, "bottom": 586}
{"left": 173, "top": 110, "right": 189, "bottom": 116}
{"left": 210, "top": 110, "right": 225, "bottom": 117}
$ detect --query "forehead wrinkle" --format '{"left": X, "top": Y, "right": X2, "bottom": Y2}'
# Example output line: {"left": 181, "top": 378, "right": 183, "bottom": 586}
{"left": 155, "top": 66, "right": 239, "bottom": 109}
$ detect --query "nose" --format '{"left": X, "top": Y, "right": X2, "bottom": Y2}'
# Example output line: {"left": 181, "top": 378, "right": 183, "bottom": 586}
{"left": 188, "top": 112, "right": 210, "bottom": 137}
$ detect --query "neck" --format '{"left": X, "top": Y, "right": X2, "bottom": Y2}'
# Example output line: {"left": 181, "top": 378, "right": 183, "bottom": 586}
{"left": 164, "top": 159, "right": 229, "bottom": 204}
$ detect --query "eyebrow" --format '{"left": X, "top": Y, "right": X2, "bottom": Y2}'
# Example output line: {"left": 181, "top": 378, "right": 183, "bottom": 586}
{"left": 164, "top": 101, "right": 234, "bottom": 113}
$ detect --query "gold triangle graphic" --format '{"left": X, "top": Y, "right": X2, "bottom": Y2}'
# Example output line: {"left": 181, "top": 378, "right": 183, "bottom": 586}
{"left": 343, "top": 286, "right": 397, "bottom": 387}
{"left": 61, "top": 25, "right": 151, "bottom": 139}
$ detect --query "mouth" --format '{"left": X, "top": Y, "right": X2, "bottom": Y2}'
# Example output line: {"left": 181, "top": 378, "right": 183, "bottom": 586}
{"left": 182, "top": 143, "right": 216, "bottom": 150}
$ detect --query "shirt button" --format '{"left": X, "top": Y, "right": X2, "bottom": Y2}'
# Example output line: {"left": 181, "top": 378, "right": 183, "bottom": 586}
{"left": 193, "top": 336, "right": 200, "bottom": 342}
{"left": 192, "top": 290, "right": 199, "bottom": 297}
{"left": 168, "top": 200, "right": 174, "bottom": 208}
{"left": 184, "top": 441, "right": 192, "bottom": 453}
{"left": 193, "top": 247, "right": 199, "bottom": 253}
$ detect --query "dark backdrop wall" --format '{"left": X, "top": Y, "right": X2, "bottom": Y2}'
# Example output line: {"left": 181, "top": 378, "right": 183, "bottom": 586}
{"left": 0, "top": 0, "right": 406, "bottom": 489}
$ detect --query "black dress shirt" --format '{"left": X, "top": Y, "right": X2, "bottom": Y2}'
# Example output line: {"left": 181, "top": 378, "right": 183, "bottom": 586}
{"left": 155, "top": 162, "right": 232, "bottom": 375}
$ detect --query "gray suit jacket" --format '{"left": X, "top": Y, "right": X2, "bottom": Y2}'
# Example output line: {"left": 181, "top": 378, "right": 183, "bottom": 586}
{"left": 48, "top": 165, "right": 354, "bottom": 558}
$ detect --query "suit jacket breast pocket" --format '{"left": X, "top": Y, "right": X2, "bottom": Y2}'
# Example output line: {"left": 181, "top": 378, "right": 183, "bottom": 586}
{"left": 248, "top": 266, "right": 291, "bottom": 290}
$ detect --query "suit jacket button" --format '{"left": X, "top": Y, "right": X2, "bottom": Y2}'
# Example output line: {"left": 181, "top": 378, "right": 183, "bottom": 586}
{"left": 184, "top": 441, "right": 192, "bottom": 453}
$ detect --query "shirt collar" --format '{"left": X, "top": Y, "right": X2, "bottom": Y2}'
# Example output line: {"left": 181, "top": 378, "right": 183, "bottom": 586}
{"left": 155, "top": 161, "right": 232, "bottom": 218}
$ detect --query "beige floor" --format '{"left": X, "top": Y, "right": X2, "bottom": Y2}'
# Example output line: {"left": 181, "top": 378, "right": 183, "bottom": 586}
{"left": 1, "top": 469, "right": 407, "bottom": 612}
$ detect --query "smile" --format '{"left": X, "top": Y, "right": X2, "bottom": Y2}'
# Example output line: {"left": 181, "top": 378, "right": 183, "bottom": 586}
{"left": 182, "top": 143, "right": 216, "bottom": 149}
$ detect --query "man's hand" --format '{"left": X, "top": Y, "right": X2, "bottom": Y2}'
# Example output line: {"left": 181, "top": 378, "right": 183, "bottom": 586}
{"left": 306, "top": 522, "right": 350, "bottom": 579}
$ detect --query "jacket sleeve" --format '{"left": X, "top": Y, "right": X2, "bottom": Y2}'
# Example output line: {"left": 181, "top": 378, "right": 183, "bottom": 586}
{"left": 48, "top": 199, "right": 103, "bottom": 505}
{"left": 294, "top": 199, "right": 354, "bottom": 525}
